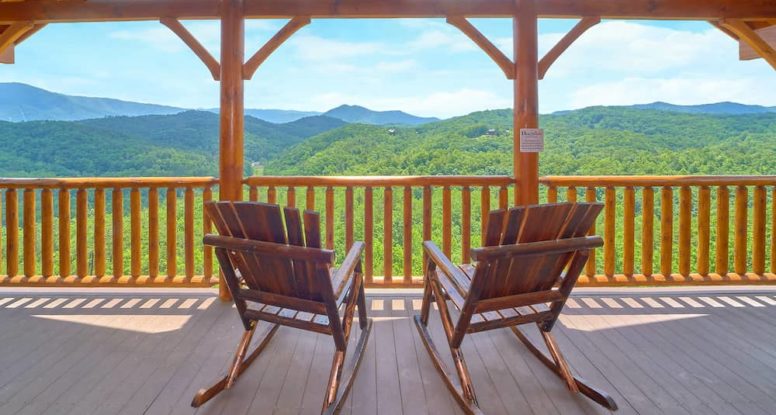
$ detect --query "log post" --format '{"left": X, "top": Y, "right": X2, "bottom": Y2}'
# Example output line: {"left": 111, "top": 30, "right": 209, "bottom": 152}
{"left": 218, "top": 0, "right": 245, "bottom": 300}
{"left": 514, "top": 0, "right": 540, "bottom": 205}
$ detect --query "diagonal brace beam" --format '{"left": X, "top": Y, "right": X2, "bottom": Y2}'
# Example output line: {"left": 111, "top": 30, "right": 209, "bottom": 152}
{"left": 243, "top": 16, "right": 310, "bottom": 80}
{"left": 720, "top": 18, "right": 776, "bottom": 70}
{"left": 161, "top": 17, "right": 221, "bottom": 80}
{"left": 447, "top": 16, "right": 514, "bottom": 79}
{"left": 0, "top": 21, "right": 34, "bottom": 63}
{"left": 538, "top": 16, "right": 600, "bottom": 80}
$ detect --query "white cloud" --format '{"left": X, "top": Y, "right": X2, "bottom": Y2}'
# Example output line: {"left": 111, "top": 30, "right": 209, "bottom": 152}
{"left": 290, "top": 35, "right": 382, "bottom": 62}
{"left": 569, "top": 77, "right": 774, "bottom": 109}
{"left": 109, "top": 27, "right": 185, "bottom": 53}
{"left": 408, "top": 30, "right": 476, "bottom": 52}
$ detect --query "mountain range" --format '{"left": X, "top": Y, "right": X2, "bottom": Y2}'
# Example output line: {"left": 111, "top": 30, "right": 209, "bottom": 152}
{"left": 0, "top": 83, "right": 438, "bottom": 125}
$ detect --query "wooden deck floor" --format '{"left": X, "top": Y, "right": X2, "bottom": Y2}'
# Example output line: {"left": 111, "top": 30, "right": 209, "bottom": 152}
{"left": 1, "top": 287, "right": 776, "bottom": 415}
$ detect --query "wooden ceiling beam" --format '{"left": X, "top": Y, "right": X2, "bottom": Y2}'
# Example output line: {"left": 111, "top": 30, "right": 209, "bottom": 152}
{"left": 720, "top": 19, "right": 776, "bottom": 69}
{"left": 243, "top": 16, "right": 310, "bottom": 80}
{"left": 1, "top": 0, "right": 776, "bottom": 24}
{"left": 0, "top": 43, "right": 12, "bottom": 63}
{"left": 538, "top": 16, "right": 599, "bottom": 80}
{"left": 160, "top": 17, "right": 221, "bottom": 80}
{"left": 447, "top": 16, "right": 514, "bottom": 79}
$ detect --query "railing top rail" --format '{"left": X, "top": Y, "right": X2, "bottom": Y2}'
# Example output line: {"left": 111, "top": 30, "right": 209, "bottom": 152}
{"left": 244, "top": 175, "right": 514, "bottom": 187}
{"left": 540, "top": 175, "right": 776, "bottom": 187}
{"left": 0, "top": 177, "right": 219, "bottom": 189}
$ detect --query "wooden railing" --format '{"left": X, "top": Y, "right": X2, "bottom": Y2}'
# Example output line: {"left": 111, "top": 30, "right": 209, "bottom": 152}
{"left": 244, "top": 176, "right": 514, "bottom": 287}
{"left": 541, "top": 176, "right": 776, "bottom": 285}
{"left": 0, "top": 178, "right": 218, "bottom": 286}
{"left": 1, "top": 174, "right": 773, "bottom": 289}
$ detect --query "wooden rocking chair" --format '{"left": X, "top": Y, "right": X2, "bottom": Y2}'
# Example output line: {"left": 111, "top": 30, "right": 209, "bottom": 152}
{"left": 192, "top": 201, "right": 372, "bottom": 415}
{"left": 415, "top": 202, "right": 617, "bottom": 414}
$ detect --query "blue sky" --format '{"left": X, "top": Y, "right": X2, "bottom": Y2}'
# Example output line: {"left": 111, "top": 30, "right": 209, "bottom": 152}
{"left": 2, "top": 18, "right": 775, "bottom": 118}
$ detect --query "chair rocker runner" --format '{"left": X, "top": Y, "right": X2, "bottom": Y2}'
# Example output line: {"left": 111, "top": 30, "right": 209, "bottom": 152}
{"left": 192, "top": 201, "right": 372, "bottom": 415}
{"left": 415, "top": 202, "right": 617, "bottom": 414}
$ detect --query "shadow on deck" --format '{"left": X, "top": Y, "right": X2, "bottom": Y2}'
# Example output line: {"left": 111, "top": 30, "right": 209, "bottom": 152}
{"left": 0, "top": 287, "right": 775, "bottom": 415}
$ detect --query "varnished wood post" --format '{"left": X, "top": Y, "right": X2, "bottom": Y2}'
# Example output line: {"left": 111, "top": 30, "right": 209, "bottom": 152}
{"left": 584, "top": 187, "right": 597, "bottom": 278}
{"left": 660, "top": 186, "right": 673, "bottom": 279}
{"left": 641, "top": 187, "right": 654, "bottom": 278}
{"left": 148, "top": 187, "right": 159, "bottom": 280}
{"left": 514, "top": 0, "right": 540, "bottom": 205}
{"left": 715, "top": 186, "right": 730, "bottom": 277}
{"left": 130, "top": 188, "right": 141, "bottom": 279}
{"left": 462, "top": 186, "right": 471, "bottom": 264}
{"left": 23, "top": 189, "right": 35, "bottom": 279}
{"left": 403, "top": 186, "right": 412, "bottom": 282}
{"left": 94, "top": 188, "right": 106, "bottom": 279}
{"left": 734, "top": 186, "right": 748, "bottom": 277}
{"left": 6, "top": 189, "right": 18, "bottom": 279}
{"left": 58, "top": 189, "right": 70, "bottom": 279}
{"left": 697, "top": 186, "right": 710, "bottom": 277}
{"left": 622, "top": 186, "right": 635, "bottom": 277}
{"left": 752, "top": 186, "right": 765, "bottom": 275}
{"left": 218, "top": 0, "right": 245, "bottom": 300}
{"left": 112, "top": 188, "right": 124, "bottom": 279}
{"left": 678, "top": 186, "right": 691, "bottom": 278}
{"left": 41, "top": 189, "right": 54, "bottom": 279}
{"left": 603, "top": 187, "right": 615, "bottom": 278}
{"left": 442, "top": 186, "right": 452, "bottom": 257}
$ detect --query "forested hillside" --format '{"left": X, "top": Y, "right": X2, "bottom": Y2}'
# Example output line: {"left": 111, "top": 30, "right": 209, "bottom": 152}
{"left": 266, "top": 107, "right": 776, "bottom": 176}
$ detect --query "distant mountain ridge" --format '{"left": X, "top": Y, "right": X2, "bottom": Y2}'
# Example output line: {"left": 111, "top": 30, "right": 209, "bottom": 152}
{"left": 554, "top": 101, "right": 776, "bottom": 116}
{"left": 0, "top": 83, "right": 437, "bottom": 125}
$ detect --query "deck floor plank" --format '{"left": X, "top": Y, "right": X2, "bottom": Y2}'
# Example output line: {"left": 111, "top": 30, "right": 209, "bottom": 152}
{"left": 1, "top": 289, "right": 776, "bottom": 415}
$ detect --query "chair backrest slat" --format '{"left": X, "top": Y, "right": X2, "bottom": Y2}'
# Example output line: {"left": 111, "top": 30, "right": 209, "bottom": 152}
{"left": 205, "top": 201, "right": 331, "bottom": 302}
{"left": 472, "top": 203, "right": 603, "bottom": 301}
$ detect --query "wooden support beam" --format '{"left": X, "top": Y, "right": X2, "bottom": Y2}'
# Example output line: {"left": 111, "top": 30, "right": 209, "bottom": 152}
{"left": 738, "top": 24, "right": 776, "bottom": 60}
{"left": 721, "top": 19, "right": 776, "bottom": 69}
{"left": 0, "top": 20, "right": 32, "bottom": 59}
{"left": 447, "top": 16, "right": 514, "bottom": 79}
{"left": 243, "top": 16, "right": 310, "bottom": 80}
{"left": 538, "top": 16, "right": 599, "bottom": 80}
{"left": 514, "top": 0, "right": 540, "bottom": 205}
{"left": 0, "top": 42, "right": 11, "bottom": 63}
{"left": 161, "top": 17, "right": 221, "bottom": 80}
{"left": 2, "top": 0, "right": 776, "bottom": 24}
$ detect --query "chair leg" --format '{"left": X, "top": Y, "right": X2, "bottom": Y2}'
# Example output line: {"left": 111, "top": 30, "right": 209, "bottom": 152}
{"left": 510, "top": 325, "right": 618, "bottom": 411}
{"left": 321, "top": 318, "right": 373, "bottom": 415}
{"left": 191, "top": 322, "right": 279, "bottom": 408}
{"left": 357, "top": 281, "right": 368, "bottom": 330}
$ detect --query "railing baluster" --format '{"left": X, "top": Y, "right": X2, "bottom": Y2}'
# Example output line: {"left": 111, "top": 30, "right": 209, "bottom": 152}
{"left": 148, "top": 187, "right": 159, "bottom": 280}
{"left": 715, "top": 186, "right": 730, "bottom": 277}
{"left": 268, "top": 186, "right": 277, "bottom": 204}
{"left": 403, "top": 186, "right": 412, "bottom": 283}
{"left": 734, "top": 186, "right": 748, "bottom": 277}
{"left": 383, "top": 186, "right": 393, "bottom": 281}
{"left": 642, "top": 187, "right": 654, "bottom": 278}
{"left": 345, "top": 187, "right": 353, "bottom": 250}
{"left": 566, "top": 186, "right": 577, "bottom": 203}
{"left": 584, "top": 187, "right": 596, "bottom": 278}
{"left": 697, "top": 186, "right": 710, "bottom": 277}
{"left": 423, "top": 186, "right": 432, "bottom": 242}
{"left": 112, "top": 188, "right": 124, "bottom": 279}
{"left": 752, "top": 186, "right": 766, "bottom": 276}
{"left": 94, "top": 188, "right": 106, "bottom": 279}
{"left": 130, "top": 188, "right": 141, "bottom": 279}
{"left": 166, "top": 187, "right": 176, "bottom": 279}
{"left": 547, "top": 185, "right": 557, "bottom": 203}
{"left": 499, "top": 185, "right": 508, "bottom": 209}
{"left": 480, "top": 186, "right": 490, "bottom": 243}
{"left": 604, "top": 187, "right": 615, "bottom": 279}
{"left": 364, "top": 186, "right": 373, "bottom": 283}
{"left": 678, "top": 186, "right": 692, "bottom": 279}
{"left": 6, "top": 189, "right": 17, "bottom": 279}
{"left": 23, "top": 188, "right": 35, "bottom": 280}
{"left": 306, "top": 186, "right": 315, "bottom": 210}
{"left": 623, "top": 186, "right": 635, "bottom": 278}
{"left": 249, "top": 185, "right": 258, "bottom": 201}
{"left": 660, "top": 186, "right": 673, "bottom": 280}
{"left": 77, "top": 188, "right": 88, "bottom": 279}
{"left": 442, "top": 186, "right": 452, "bottom": 258}
{"left": 184, "top": 187, "right": 195, "bottom": 281}
{"left": 287, "top": 186, "right": 296, "bottom": 208}
{"left": 203, "top": 186, "right": 213, "bottom": 282}
{"left": 325, "top": 186, "right": 334, "bottom": 250}
{"left": 462, "top": 186, "right": 471, "bottom": 264}
{"left": 41, "top": 189, "right": 54, "bottom": 279}
{"left": 59, "top": 189, "right": 70, "bottom": 279}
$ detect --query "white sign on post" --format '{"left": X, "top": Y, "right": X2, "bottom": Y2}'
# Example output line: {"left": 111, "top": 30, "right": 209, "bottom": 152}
{"left": 520, "top": 128, "right": 544, "bottom": 153}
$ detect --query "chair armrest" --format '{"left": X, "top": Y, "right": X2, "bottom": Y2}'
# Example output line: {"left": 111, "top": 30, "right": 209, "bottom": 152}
{"left": 423, "top": 241, "right": 470, "bottom": 296}
{"left": 332, "top": 241, "right": 365, "bottom": 302}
